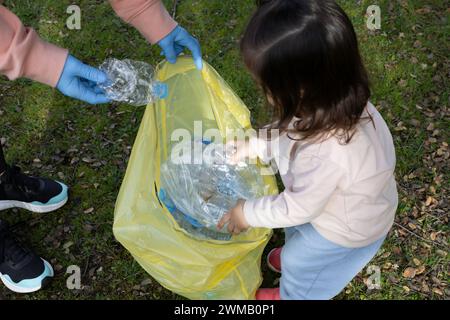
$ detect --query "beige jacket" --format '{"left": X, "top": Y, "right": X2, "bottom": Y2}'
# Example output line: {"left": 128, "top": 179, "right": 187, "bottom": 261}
{"left": 244, "top": 102, "right": 398, "bottom": 248}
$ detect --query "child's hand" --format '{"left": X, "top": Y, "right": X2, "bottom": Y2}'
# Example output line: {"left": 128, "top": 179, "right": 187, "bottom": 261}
{"left": 217, "top": 199, "right": 250, "bottom": 235}
{"left": 225, "top": 140, "right": 252, "bottom": 165}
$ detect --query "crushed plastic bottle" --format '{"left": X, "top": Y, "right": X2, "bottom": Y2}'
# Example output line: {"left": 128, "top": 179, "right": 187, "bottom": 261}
{"left": 160, "top": 140, "right": 265, "bottom": 237}
{"left": 158, "top": 189, "right": 231, "bottom": 241}
{"left": 99, "top": 58, "right": 167, "bottom": 106}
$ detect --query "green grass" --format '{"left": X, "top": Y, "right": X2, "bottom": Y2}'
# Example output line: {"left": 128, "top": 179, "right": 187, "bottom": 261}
{"left": 0, "top": 0, "right": 448, "bottom": 300}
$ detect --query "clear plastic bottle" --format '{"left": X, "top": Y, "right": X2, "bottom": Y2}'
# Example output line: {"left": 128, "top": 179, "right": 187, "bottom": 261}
{"left": 98, "top": 58, "right": 168, "bottom": 106}
{"left": 160, "top": 140, "right": 265, "bottom": 236}
{"left": 158, "top": 189, "right": 231, "bottom": 241}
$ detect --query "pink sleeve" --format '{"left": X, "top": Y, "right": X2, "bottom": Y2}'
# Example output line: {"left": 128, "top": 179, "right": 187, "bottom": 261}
{"left": 0, "top": 5, "right": 68, "bottom": 87}
{"left": 109, "top": 0, "right": 177, "bottom": 44}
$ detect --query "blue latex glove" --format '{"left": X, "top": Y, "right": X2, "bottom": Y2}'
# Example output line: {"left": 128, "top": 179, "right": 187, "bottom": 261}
{"left": 56, "top": 55, "right": 110, "bottom": 104}
{"left": 158, "top": 25, "right": 202, "bottom": 70}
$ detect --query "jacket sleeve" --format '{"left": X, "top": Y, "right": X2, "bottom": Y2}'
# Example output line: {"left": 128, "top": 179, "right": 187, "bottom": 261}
{"left": 243, "top": 155, "right": 345, "bottom": 228}
{"left": 109, "top": 0, "right": 177, "bottom": 44}
{"left": 0, "top": 5, "right": 68, "bottom": 87}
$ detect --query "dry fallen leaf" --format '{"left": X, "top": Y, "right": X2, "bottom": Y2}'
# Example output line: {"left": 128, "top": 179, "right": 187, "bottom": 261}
{"left": 415, "top": 265, "right": 426, "bottom": 275}
{"left": 84, "top": 207, "right": 94, "bottom": 214}
{"left": 63, "top": 241, "right": 74, "bottom": 250}
{"left": 421, "top": 282, "right": 430, "bottom": 293}
{"left": 140, "top": 279, "right": 152, "bottom": 286}
{"left": 430, "top": 232, "right": 438, "bottom": 241}
{"left": 408, "top": 222, "right": 417, "bottom": 230}
{"left": 82, "top": 157, "right": 95, "bottom": 163}
{"left": 403, "top": 267, "right": 417, "bottom": 279}
{"left": 383, "top": 262, "right": 392, "bottom": 270}
{"left": 416, "top": 7, "right": 432, "bottom": 14}
{"left": 436, "top": 249, "right": 447, "bottom": 257}
{"left": 432, "top": 288, "right": 443, "bottom": 296}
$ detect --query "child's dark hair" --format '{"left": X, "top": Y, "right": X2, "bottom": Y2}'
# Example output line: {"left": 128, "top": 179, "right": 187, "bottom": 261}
{"left": 241, "top": 0, "right": 371, "bottom": 143}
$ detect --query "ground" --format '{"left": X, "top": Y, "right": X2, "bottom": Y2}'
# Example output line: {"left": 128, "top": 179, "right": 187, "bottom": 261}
{"left": 0, "top": 0, "right": 448, "bottom": 300}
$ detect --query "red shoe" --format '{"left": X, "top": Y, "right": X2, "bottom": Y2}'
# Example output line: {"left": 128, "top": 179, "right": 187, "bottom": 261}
{"left": 267, "top": 247, "right": 282, "bottom": 273}
{"left": 256, "top": 288, "right": 281, "bottom": 300}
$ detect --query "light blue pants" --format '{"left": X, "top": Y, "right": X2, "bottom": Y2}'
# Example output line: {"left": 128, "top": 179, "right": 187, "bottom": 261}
{"left": 280, "top": 223, "right": 386, "bottom": 300}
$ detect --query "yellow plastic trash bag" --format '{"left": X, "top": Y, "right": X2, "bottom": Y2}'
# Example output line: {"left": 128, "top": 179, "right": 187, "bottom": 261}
{"left": 113, "top": 56, "right": 278, "bottom": 300}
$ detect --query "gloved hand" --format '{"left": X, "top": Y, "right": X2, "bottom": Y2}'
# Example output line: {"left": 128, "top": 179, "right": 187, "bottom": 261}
{"left": 56, "top": 55, "right": 110, "bottom": 104}
{"left": 158, "top": 25, "right": 203, "bottom": 70}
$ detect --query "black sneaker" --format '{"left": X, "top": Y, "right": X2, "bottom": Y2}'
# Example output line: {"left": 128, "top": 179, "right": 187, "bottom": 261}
{"left": 0, "top": 220, "right": 54, "bottom": 293}
{"left": 0, "top": 165, "right": 68, "bottom": 213}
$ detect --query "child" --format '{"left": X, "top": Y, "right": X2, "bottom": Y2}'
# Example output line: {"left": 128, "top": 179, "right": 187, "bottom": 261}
{"left": 217, "top": 0, "right": 398, "bottom": 300}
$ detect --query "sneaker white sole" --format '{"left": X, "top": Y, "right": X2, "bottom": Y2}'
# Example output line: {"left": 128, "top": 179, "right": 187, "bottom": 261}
{"left": 266, "top": 248, "right": 282, "bottom": 273}
{"left": 0, "top": 197, "right": 68, "bottom": 213}
{"left": 0, "top": 259, "right": 54, "bottom": 293}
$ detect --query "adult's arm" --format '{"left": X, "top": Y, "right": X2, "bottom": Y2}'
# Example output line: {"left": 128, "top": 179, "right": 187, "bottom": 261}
{"left": 109, "top": 0, "right": 178, "bottom": 44}
{"left": 0, "top": 5, "right": 68, "bottom": 87}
